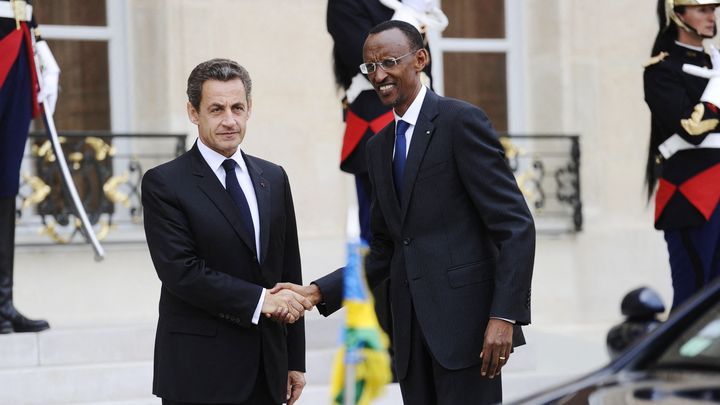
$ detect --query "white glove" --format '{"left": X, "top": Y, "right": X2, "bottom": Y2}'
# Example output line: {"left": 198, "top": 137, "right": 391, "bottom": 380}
{"left": 379, "top": 0, "right": 448, "bottom": 33}
{"left": 35, "top": 40, "right": 60, "bottom": 116}
{"left": 401, "top": 0, "right": 435, "bottom": 12}
{"left": 683, "top": 45, "right": 720, "bottom": 107}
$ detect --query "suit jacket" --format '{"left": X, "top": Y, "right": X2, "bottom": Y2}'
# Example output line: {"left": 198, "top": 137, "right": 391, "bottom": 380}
{"left": 142, "top": 143, "right": 305, "bottom": 404}
{"left": 315, "top": 90, "right": 535, "bottom": 379}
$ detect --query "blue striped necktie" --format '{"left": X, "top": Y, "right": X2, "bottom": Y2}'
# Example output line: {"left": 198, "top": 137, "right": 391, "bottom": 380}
{"left": 393, "top": 120, "right": 410, "bottom": 198}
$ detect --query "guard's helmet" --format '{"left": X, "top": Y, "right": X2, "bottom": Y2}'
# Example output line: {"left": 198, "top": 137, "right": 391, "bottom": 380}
{"left": 666, "top": 0, "right": 720, "bottom": 37}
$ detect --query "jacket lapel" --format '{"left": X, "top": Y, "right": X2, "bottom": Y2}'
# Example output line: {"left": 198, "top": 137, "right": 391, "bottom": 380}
{"left": 400, "top": 91, "right": 439, "bottom": 223}
{"left": 190, "top": 145, "right": 257, "bottom": 255}
{"left": 244, "top": 154, "right": 271, "bottom": 265}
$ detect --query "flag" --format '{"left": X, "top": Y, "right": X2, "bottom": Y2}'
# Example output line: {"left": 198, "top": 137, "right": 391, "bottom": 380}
{"left": 330, "top": 239, "right": 392, "bottom": 405}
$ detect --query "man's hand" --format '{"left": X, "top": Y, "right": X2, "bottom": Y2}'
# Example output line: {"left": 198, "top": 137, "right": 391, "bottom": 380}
{"left": 261, "top": 289, "right": 313, "bottom": 323}
{"left": 286, "top": 370, "right": 306, "bottom": 405}
{"left": 270, "top": 282, "right": 323, "bottom": 307}
{"left": 479, "top": 318, "right": 513, "bottom": 379}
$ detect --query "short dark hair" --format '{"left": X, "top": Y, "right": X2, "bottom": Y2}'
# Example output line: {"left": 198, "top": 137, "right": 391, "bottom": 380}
{"left": 186, "top": 58, "right": 252, "bottom": 110}
{"left": 368, "top": 20, "right": 424, "bottom": 52}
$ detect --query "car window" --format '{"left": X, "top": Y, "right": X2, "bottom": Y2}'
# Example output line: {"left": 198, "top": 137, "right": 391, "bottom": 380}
{"left": 654, "top": 304, "right": 720, "bottom": 371}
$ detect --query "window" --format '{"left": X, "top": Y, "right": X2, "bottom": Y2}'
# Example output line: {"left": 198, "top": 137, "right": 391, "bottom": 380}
{"left": 433, "top": 0, "right": 524, "bottom": 132}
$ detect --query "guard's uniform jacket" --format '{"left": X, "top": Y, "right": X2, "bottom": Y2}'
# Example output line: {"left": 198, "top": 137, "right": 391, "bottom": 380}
{"left": 644, "top": 42, "right": 720, "bottom": 230}
{"left": 0, "top": 0, "right": 40, "bottom": 197}
{"left": 328, "top": 0, "right": 395, "bottom": 175}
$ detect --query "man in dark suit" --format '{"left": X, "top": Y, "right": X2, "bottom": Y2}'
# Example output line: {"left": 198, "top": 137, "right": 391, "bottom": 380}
{"left": 142, "top": 58, "right": 312, "bottom": 405}
{"left": 273, "top": 21, "right": 535, "bottom": 404}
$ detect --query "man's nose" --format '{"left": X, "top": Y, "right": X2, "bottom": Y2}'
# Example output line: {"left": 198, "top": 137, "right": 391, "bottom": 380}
{"left": 220, "top": 111, "right": 235, "bottom": 126}
{"left": 371, "top": 67, "right": 388, "bottom": 83}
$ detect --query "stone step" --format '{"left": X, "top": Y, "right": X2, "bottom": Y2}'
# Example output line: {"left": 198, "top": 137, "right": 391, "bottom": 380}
{"left": 0, "top": 317, "right": 341, "bottom": 370}
{"left": 0, "top": 361, "right": 153, "bottom": 405}
{"left": 0, "top": 320, "right": 609, "bottom": 405}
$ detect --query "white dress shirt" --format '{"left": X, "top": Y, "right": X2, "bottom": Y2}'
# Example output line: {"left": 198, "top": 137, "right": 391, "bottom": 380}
{"left": 197, "top": 139, "right": 265, "bottom": 324}
{"left": 393, "top": 84, "right": 427, "bottom": 159}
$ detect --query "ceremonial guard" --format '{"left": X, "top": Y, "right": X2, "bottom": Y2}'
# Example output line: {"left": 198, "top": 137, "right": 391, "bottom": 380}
{"left": 0, "top": 0, "right": 59, "bottom": 332}
{"left": 644, "top": 0, "right": 720, "bottom": 309}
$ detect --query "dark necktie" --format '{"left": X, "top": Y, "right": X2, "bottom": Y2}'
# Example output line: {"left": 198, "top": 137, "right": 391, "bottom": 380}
{"left": 222, "top": 159, "right": 255, "bottom": 241}
{"left": 393, "top": 120, "right": 410, "bottom": 198}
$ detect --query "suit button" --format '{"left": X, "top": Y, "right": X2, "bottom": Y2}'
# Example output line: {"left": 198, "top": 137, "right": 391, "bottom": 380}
{"left": 402, "top": 238, "right": 411, "bottom": 246}
{"left": 403, "top": 279, "right": 408, "bottom": 286}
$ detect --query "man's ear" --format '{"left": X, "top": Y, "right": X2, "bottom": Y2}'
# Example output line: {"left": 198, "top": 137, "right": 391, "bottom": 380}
{"left": 415, "top": 48, "right": 430, "bottom": 72}
{"left": 187, "top": 102, "right": 199, "bottom": 124}
{"left": 247, "top": 98, "right": 252, "bottom": 118}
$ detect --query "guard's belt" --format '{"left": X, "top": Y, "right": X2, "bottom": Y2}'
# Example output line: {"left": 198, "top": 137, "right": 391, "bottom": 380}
{"left": 659, "top": 133, "right": 720, "bottom": 159}
{"left": 0, "top": 1, "right": 32, "bottom": 21}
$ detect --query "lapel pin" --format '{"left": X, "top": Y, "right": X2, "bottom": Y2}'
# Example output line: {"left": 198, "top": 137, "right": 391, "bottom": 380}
{"left": 426, "top": 130, "right": 430, "bottom": 135}
{"left": 260, "top": 182, "right": 266, "bottom": 188}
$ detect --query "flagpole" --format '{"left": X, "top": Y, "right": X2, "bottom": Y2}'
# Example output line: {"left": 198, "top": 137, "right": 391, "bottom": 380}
{"left": 344, "top": 207, "right": 361, "bottom": 405}
{"left": 344, "top": 356, "right": 357, "bottom": 405}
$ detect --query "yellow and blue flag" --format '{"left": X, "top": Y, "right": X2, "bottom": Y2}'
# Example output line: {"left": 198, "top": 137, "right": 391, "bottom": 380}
{"left": 330, "top": 240, "right": 392, "bottom": 405}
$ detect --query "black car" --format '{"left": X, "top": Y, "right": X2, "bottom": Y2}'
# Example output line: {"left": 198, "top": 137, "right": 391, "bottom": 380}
{"left": 508, "top": 277, "right": 720, "bottom": 404}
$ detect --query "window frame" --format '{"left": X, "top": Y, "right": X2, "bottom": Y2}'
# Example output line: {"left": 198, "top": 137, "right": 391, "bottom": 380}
{"left": 431, "top": 0, "right": 525, "bottom": 132}
{"left": 38, "top": 0, "right": 131, "bottom": 132}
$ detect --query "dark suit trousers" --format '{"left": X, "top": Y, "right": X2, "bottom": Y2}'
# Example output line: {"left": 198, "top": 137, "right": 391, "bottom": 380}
{"left": 161, "top": 355, "right": 279, "bottom": 405}
{"left": 399, "top": 309, "right": 502, "bottom": 405}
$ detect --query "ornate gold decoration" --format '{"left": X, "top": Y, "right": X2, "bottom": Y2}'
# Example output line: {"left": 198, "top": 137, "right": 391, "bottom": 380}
{"left": 20, "top": 173, "right": 51, "bottom": 209}
{"left": 515, "top": 169, "right": 538, "bottom": 201}
{"left": 681, "top": 103, "right": 719, "bottom": 136}
{"left": 85, "top": 136, "right": 115, "bottom": 161}
{"left": 500, "top": 136, "right": 523, "bottom": 160}
{"left": 41, "top": 219, "right": 112, "bottom": 243}
{"left": 32, "top": 137, "right": 68, "bottom": 163}
{"left": 643, "top": 52, "right": 669, "bottom": 68}
{"left": 69, "top": 152, "right": 83, "bottom": 170}
{"left": 103, "top": 172, "right": 131, "bottom": 207}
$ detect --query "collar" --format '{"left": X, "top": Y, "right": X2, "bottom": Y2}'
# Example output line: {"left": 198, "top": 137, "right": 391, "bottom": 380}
{"left": 675, "top": 41, "right": 705, "bottom": 53}
{"left": 197, "top": 138, "right": 247, "bottom": 173}
{"left": 394, "top": 85, "right": 427, "bottom": 126}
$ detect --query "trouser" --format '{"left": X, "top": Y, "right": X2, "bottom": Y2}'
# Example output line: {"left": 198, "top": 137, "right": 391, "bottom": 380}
{"left": 161, "top": 354, "right": 279, "bottom": 405}
{"left": 0, "top": 197, "right": 15, "bottom": 309}
{"left": 398, "top": 309, "right": 502, "bottom": 405}
{"left": 664, "top": 205, "right": 720, "bottom": 309}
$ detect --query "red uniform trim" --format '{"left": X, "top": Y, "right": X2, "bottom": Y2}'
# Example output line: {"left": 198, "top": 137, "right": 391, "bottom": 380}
{"left": 22, "top": 23, "right": 40, "bottom": 118}
{"left": 656, "top": 162, "right": 720, "bottom": 222}
{"left": 340, "top": 110, "right": 394, "bottom": 163}
{"left": 655, "top": 178, "right": 677, "bottom": 222}
{"left": 370, "top": 110, "right": 394, "bottom": 133}
{"left": 0, "top": 28, "right": 23, "bottom": 88}
{"left": 0, "top": 24, "right": 40, "bottom": 118}
{"left": 679, "top": 163, "right": 720, "bottom": 220}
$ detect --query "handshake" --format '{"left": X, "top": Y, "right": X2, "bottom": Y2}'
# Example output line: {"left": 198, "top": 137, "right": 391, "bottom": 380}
{"left": 260, "top": 283, "right": 324, "bottom": 323}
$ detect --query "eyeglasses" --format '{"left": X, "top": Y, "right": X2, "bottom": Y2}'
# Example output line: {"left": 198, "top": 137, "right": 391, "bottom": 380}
{"left": 359, "top": 50, "right": 418, "bottom": 75}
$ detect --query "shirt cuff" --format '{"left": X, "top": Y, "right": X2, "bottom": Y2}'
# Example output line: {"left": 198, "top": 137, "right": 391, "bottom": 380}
{"left": 252, "top": 288, "right": 266, "bottom": 325}
{"left": 491, "top": 317, "right": 515, "bottom": 324}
